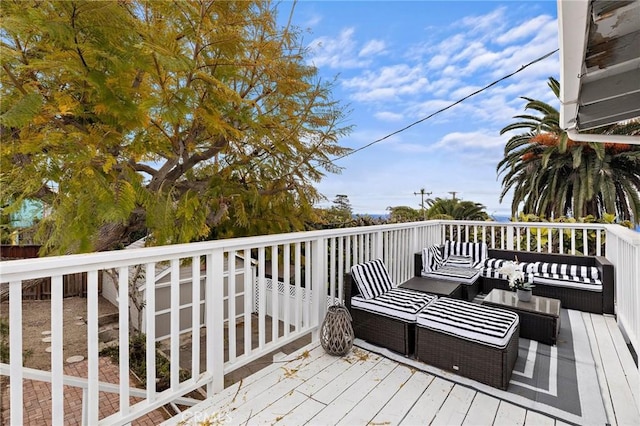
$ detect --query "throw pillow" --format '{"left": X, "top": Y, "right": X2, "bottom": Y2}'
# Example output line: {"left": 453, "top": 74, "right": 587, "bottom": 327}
{"left": 444, "top": 254, "right": 474, "bottom": 268}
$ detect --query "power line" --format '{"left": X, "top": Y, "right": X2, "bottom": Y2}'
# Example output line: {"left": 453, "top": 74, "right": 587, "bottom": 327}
{"left": 326, "top": 48, "right": 559, "bottom": 164}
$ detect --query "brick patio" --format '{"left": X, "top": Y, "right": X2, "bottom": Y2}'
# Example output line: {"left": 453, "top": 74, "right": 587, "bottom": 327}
{"left": 1, "top": 356, "right": 168, "bottom": 425}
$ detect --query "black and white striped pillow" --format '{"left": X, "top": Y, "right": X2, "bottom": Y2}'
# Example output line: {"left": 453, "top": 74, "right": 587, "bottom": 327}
{"left": 443, "top": 241, "right": 488, "bottom": 265}
{"left": 422, "top": 244, "right": 445, "bottom": 273}
{"left": 444, "top": 254, "right": 473, "bottom": 267}
{"left": 350, "top": 259, "right": 394, "bottom": 300}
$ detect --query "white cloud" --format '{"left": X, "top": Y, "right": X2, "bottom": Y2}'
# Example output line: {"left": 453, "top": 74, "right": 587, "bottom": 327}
{"left": 359, "top": 39, "right": 386, "bottom": 57}
{"left": 460, "top": 7, "right": 507, "bottom": 31}
{"left": 496, "top": 15, "right": 554, "bottom": 45}
{"left": 343, "top": 64, "right": 429, "bottom": 102}
{"left": 427, "top": 54, "right": 448, "bottom": 69}
{"left": 431, "top": 130, "right": 507, "bottom": 150}
{"left": 374, "top": 111, "right": 404, "bottom": 121}
{"left": 307, "top": 28, "right": 369, "bottom": 68}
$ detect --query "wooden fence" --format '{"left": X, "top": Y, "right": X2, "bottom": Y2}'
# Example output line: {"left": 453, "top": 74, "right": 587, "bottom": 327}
{"left": 1, "top": 245, "right": 101, "bottom": 300}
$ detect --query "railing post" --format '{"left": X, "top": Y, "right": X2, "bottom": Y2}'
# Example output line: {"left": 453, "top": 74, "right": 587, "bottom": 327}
{"left": 311, "top": 237, "right": 327, "bottom": 342}
{"left": 209, "top": 249, "right": 225, "bottom": 393}
{"left": 506, "top": 225, "right": 515, "bottom": 250}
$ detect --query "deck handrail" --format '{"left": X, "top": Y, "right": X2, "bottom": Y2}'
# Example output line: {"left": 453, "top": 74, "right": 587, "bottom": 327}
{"left": 1, "top": 219, "right": 635, "bottom": 425}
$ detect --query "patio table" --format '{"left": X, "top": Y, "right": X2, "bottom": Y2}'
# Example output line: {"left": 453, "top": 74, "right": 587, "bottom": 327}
{"left": 481, "top": 288, "right": 561, "bottom": 345}
{"left": 399, "top": 276, "right": 462, "bottom": 299}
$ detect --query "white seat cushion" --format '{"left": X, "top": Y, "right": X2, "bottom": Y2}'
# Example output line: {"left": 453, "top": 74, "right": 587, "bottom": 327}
{"left": 352, "top": 288, "right": 437, "bottom": 321}
{"left": 417, "top": 298, "right": 519, "bottom": 349}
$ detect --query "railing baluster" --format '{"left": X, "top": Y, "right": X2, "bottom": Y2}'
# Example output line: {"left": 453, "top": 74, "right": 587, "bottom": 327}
{"left": 337, "top": 237, "right": 344, "bottom": 302}
{"left": 206, "top": 253, "right": 215, "bottom": 395}
{"left": 118, "top": 266, "right": 130, "bottom": 415}
{"left": 294, "top": 243, "right": 302, "bottom": 331}
{"left": 211, "top": 249, "right": 225, "bottom": 392}
{"left": 258, "top": 248, "right": 266, "bottom": 348}
{"left": 169, "top": 260, "right": 180, "bottom": 390}
{"left": 51, "top": 275, "right": 64, "bottom": 424}
{"left": 582, "top": 229, "right": 589, "bottom": 256}
{"left": 192, "top": 255, "right": 202, "bottom": 373}
{"left": 304, "top": 242, "right": 311, "bottom": 328}
{"left": 537, "top": 228, "right": 542, "bottom": 252}
{"left": 145, "top": 262, "right": 156, "bottom": 401}
{"left": 283, "top": 243, "right": 291, "bottom": 337}
{"left": 329, "top": 238, "right": 336, "bottom": 304}
{"left": 9, "top": 280, "right": 23, "bottom": 426}
{"left": 271, "top": 244, "right": 279, "bottom": 341}
{"left": 86, "top": 271, "right": 99, "bottom": 424}
{"left": 243, "top": 248, "right": 253, "bottom": 357}
{"left": 571, "top": 228, "right": 576, "bottom": 254}
{"left": 559, "top": 228, "right": 564, "bottom": 254}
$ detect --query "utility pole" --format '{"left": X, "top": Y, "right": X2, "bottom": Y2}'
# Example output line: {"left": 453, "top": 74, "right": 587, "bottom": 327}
{"left": 414, "top": 188, "right": 432, "bottom": 220}
{"left": 448, "top": 191, "right": 458, "bottom": 200}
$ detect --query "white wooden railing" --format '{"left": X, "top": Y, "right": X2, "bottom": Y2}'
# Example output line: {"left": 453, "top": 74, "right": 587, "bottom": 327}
{"left": 0, "top": 219, "right": 636, "bottom": 424}
{"left": 605, "top": 224, "right": 640, "bottom": 358}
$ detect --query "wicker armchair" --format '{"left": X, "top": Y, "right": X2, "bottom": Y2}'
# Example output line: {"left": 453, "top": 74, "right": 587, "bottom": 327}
{"left": 344, "top": 259, "right": 436, "bottom": 356}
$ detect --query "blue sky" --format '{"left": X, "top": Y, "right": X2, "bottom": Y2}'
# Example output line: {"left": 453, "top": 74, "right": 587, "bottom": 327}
{"left": 279, "top": 0, "right": 561, "bottom": 217}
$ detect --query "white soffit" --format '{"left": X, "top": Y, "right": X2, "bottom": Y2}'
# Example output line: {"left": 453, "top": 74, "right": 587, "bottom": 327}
{"left": 558, "top": 0, "right": 640, "bottom": 144}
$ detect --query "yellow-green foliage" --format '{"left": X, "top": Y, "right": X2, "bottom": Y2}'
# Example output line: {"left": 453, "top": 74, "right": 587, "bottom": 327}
{"left": 1, "top": 0, "right": 352, "bottom": 253}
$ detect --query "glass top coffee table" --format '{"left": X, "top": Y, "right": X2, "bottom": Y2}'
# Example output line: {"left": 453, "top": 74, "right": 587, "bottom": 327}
{"left": 399, "top": 276, "right": 462, "bottom": 299}
{"left": 481, "top": 288, "right": 561, "bottom": 345}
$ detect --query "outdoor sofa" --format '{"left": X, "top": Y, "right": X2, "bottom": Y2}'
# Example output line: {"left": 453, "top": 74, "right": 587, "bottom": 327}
{"left": 416, "top": 245, "right": 614, "bottom": 314}
{"left": 480, "top": 249, "right": 614, "bottom": 314}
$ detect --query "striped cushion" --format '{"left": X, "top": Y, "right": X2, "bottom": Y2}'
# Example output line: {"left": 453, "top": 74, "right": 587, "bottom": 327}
{"left": 427, "top": 265, "right": 480, "bottom": 280}
{"left": 422, "top": 245, "right": 445, "bottom": 273}
{"left": 482, "top": 258, "right": 535, "bottom": 273}
{"left": 444, "top": 255, "right": 473, "bottom": 267}
{"left": 443, "top": 241, "right": 488, "bottom": 265}
{"left": 480, "top": 268, "right": 535, "bottom": 283}
{"left": 417, "top": 298, "right": 519, "bottom": 349}
{"left": 352, "top": 288, "right": 437, "bottom": 321}
{"left": 533, "top": 273, "right": 602, "bottom": 291}
{"left": 350, "top": 259, "right": 394, "bottom": 300}
{"left": 532, "top": 262, "right": 600, "bottom": 280}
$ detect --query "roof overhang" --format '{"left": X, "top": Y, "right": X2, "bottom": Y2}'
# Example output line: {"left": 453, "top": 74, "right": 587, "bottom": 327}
{"left": 558, "top": 0, "right": 640, "bottom": 144}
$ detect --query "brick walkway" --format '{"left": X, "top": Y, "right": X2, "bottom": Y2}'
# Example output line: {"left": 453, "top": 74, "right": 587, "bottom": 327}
{"left": 1, "top": 356, "right": 168, "bottom": 425}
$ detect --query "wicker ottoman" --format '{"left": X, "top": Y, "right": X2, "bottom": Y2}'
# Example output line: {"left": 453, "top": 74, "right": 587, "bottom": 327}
{"left": 415, "top": 298, "right": 519, "bottom": 390}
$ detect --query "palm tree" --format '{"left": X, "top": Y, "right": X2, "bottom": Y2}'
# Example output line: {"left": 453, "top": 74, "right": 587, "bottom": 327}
{"left": 425, "top": 197, "right": 490, "bottom": 220}
{"left": 497, "top": 77, "right": 640, "bottom": 224}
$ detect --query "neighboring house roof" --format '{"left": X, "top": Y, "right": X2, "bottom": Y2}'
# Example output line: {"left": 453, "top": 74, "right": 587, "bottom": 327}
{"left": 558, "top": 0, "right": 640, "bottom": 143}
{"left": 9, "top": 199, "right": 44, "bottom": 228}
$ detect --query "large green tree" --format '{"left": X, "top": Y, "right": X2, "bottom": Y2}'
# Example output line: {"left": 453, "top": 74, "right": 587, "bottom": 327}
{"left": 498, "top": 77, "right": 640, "bottom": 224}
{"left": 0, "top": 0, "right": 351, "bottom": 253}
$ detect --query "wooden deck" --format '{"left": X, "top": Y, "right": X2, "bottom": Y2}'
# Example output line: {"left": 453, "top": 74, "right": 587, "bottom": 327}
{"left": 165, "top": 313, "right": 639, "bottom": 426}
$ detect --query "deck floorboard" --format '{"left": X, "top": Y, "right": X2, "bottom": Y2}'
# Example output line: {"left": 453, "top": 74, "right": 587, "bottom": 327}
{"left": 164, "top": 312, "right": 640, "bottom": 426}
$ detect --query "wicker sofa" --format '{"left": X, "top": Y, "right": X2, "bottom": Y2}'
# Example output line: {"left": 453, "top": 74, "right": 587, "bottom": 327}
{"left": 480, "top": 249, "right": 614, "bottom": 314}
